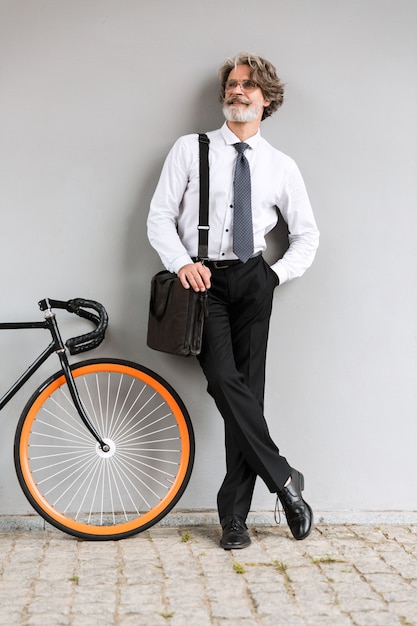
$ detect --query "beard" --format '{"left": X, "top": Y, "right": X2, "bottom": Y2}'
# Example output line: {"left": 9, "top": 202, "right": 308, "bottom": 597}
{"left": 222, "top": 96, "right": 263, "bottom": 123}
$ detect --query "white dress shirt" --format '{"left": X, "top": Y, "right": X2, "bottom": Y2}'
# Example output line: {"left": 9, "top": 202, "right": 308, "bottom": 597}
{"left": 147, "top": 122, "right": 319, "bottom": 285}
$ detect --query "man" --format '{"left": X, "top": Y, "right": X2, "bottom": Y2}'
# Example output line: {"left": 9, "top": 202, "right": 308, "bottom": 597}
{"left": 147, "top": 52, "right": 319, "bottom": 550}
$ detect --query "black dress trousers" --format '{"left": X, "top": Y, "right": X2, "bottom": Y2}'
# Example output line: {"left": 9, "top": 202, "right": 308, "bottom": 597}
{"left": 197, "top": 255, "right": 292, "bottom": 521}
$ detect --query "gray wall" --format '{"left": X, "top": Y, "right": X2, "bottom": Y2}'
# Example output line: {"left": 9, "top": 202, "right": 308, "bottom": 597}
{"left": 1, "top": 0, "right": 416, "bottom": 517}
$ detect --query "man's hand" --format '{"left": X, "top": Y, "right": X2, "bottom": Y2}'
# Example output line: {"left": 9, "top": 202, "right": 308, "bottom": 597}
{"left": 178, "top": 262, "right": 211, "bottom": 292}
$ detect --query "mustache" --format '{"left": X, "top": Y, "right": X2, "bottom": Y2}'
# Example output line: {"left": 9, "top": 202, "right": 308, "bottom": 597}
{"left": 224, "top": 96, "right": 251, "bottom": 106}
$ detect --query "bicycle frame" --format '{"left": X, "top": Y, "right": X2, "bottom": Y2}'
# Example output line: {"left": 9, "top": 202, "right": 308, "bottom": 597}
{"left": 0, "top": 307, "right": 109, "bottom": 451}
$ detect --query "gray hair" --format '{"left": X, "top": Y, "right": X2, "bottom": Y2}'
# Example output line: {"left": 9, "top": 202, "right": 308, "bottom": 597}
{"left": 218, "top": 52, "right": 285, "bottom": 120}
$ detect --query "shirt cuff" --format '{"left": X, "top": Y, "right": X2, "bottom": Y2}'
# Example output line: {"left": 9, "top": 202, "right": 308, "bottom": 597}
{"left": 171, "top": 254, "right": 195, "bottom": 275}
{"left": 271, "top": 261, "right": 288, "bottom": 285}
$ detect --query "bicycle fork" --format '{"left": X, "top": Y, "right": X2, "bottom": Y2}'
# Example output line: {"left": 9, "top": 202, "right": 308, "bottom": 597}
{"left": 44, "top": 306, "right": 110, "bottom": 453}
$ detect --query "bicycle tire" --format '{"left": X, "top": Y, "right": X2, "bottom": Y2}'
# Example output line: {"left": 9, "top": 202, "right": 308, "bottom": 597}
{"left": 14, "top": 358, "right": 194, "bottom": 540}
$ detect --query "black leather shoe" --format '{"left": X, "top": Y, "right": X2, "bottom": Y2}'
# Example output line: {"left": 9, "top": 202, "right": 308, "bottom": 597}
{"left": 278, "top": 469, "right": 313, "bottom": 540}
{"left": 220, "top": 515, "right": 251, "bottom": 550}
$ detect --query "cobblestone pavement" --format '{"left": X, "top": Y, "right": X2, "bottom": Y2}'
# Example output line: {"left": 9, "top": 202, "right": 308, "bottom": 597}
{"left": 1, "top": 523, "right": 417, "bottom": 626}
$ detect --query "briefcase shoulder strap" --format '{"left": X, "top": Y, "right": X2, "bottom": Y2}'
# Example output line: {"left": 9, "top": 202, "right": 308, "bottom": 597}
{"left": 197, "top": 133, "right": 210, "bottom": 262}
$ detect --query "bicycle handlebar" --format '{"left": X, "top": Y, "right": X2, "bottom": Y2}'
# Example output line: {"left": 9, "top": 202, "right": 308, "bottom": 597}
{"left": 38, "top": 298, "right": 109, "bottom": 355}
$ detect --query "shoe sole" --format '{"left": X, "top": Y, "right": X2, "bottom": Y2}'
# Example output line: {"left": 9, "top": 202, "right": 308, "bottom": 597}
{"left": 220, "top": 538, "right": 251, "bottom": 550}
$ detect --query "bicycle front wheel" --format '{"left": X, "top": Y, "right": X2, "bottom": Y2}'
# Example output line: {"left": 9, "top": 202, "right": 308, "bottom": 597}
{"left": 14, "top": 359, "right": 194, "bottom": 540}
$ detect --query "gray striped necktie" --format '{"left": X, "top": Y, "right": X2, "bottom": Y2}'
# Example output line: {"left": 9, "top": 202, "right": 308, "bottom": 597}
{"left": 233, "top": 142, "right": 254, "bottom": 263}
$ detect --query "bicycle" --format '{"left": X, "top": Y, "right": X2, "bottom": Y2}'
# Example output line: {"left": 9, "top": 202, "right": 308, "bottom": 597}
{"left": 1, "top": 298, "right": 194, "bottom": 541}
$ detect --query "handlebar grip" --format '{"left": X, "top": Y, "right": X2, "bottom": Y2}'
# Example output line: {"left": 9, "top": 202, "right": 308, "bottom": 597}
{"left": 38, "top": 297, "right": 109, "bottom": 354}
{"left": 65, "top": 298, "right": 109, "bottom": 355}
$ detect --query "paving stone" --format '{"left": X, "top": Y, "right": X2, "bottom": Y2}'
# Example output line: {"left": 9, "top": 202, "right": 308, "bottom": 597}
{"left": 1, "top": 524, "right": 417, "bottom": 625}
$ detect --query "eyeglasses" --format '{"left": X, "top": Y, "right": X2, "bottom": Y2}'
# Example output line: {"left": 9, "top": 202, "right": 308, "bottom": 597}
{"left": 225, "top": 79, "right": 259, "bottom": 93}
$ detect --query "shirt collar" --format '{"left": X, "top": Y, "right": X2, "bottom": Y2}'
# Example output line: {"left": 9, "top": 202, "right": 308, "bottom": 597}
{"left": 220, "top": 121, "right": 261, "bottom": 149}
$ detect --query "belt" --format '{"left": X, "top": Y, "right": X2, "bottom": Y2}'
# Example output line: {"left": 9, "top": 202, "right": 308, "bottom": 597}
{"left": 194, "top": 251, "right": 262, "bottom": 270}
